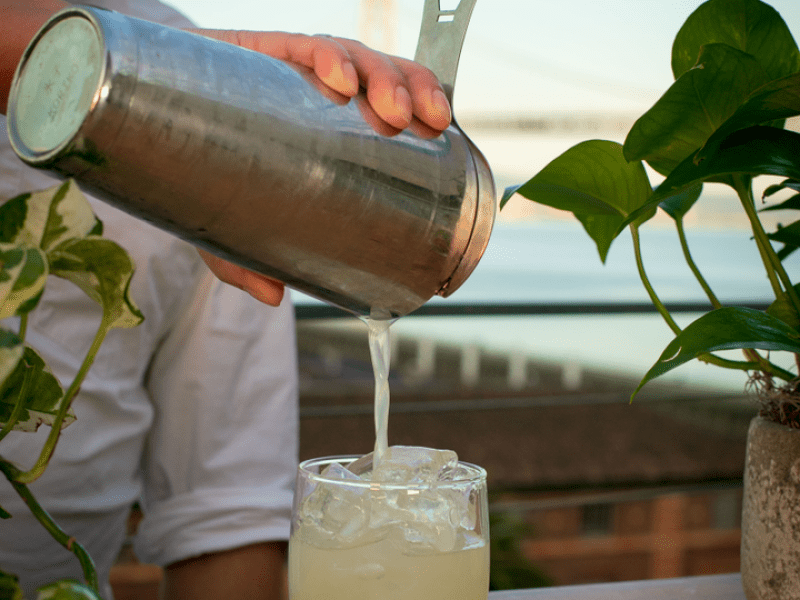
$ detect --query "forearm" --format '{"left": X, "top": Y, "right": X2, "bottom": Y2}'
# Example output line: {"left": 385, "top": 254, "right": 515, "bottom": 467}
{"left": 0, "top": 1, "right": 69, "bottom": 113}
{"left": 162, "top": 542, "right": 288, "bottom": 600}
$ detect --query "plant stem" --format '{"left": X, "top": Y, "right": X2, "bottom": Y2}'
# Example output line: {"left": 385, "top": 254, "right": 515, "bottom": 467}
{"left": 0, "top": 460, "right": 100, "bottom": 594}
{"left": 0, "top": 364, "right": 33, "bottom": 444}
{"left": 18, "top": 314, "right": 28, "bottom": 342}
{"left": 631, "top": 225, "right": 682, "bottom": 335}
{"left": 695, "top": 353, "right": 796, "bottom": 381}
{"left": 632, "top": 224, "right": 781, "bottom": 376}
{"left": 735, "top": 174, "right": 800, "bottom": 316}
{"left": 14, "top": 321, "right": 109, "bottom": 484}
{"left": 676, "top": 217, "right": 786, "bottom": 376}
{"left": 675, "top": 218, "right": 721, "bottom": 309}
{"left": 734, "top": 174, "right": 800, "bottom": 377}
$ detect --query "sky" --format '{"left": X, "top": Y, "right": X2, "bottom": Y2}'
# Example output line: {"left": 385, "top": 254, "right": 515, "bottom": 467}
{"left": 164, "top": 0, "right": 800, "bottom": 117}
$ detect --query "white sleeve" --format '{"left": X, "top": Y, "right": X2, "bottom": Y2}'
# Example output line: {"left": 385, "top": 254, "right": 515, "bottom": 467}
{"left": 134, "top": 271, "right": 299, "bottom": 566}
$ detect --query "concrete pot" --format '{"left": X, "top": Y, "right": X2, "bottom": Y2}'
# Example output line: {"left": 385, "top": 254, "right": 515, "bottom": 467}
{"left": 741, "top": 415, "right": 800, "bottom": 600}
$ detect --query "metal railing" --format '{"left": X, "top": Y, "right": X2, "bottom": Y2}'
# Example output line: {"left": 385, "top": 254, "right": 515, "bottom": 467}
{"left": 294, "top": 300, "right": 770, "bottom": 320}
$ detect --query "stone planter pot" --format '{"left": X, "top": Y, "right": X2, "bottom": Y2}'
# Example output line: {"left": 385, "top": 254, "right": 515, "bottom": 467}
{"left": 741, "top": 415, "right": 800, "bottom": 600}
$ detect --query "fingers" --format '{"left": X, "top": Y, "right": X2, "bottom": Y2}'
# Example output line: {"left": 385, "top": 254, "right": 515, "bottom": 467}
{"left": 389, "top": 55, "right": 453, "bottom": 132}
{"left": 333, "top": 38, "right": 452, "bottom": 132}
{"left": 283, "top": 34, "right": 360, "bottom": 97}
{"left": 197, "top": 249, "right": 285, "bottom": 306}
{"left": 197, "top": 30, "right": 452, "bottom": 133}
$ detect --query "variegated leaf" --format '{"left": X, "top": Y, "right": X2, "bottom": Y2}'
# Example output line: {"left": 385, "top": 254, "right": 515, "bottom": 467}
{"left": 0, "top": 180, "right": 99, "bottom": 252}
{"left": 0, "top": 329, "right": 25, "bottom": 395}
{"left": 49, "top": 237, "right": 143, "bottom": 330}
{"left": 0, "top": 244, "right": 48, "bottom": 320}
{"left": 0, "top": 346, "right": 70, "bottom": 433}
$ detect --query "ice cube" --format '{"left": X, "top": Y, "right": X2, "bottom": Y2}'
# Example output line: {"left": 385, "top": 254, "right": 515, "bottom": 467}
{"left": 298, "top": 462, "right": 372, "bottom": 546}
{"left": 370, "top": 446, "right": 458, "bottom": 484}
{"left": 363, "top": 446, "right": 477, "bottom": 553}
{"left": 321, "top": 461, "right": 361, "bottom": 480}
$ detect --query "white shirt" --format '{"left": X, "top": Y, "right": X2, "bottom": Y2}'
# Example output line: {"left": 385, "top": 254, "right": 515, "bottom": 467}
{"left": 0, "top": 2, "right": 299, "bottom": 598}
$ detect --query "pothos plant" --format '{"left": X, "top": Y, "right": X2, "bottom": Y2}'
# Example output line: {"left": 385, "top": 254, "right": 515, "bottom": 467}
{"left": 0, "top": 179, "right": 143, "bottom": 600}
{"left": 502, "top": 0, "right": 800, "bottom": 424}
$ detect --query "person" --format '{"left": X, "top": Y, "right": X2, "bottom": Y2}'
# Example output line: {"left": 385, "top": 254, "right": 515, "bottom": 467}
{"left": 0, "top": 1, "right": 452, "bottom": 599}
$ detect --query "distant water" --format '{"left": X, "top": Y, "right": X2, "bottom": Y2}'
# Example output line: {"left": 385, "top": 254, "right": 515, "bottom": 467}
{"left": 295, "top": 220, "right": 799, "bottom": 393}
{"left": 293, "top": 126, "right": 799, "bottom": 394}
{"left": 403, "top": 220, "right": 797, "bottom": 393}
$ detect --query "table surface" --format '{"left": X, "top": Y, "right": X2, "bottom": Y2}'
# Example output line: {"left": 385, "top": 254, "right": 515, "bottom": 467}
{"left": 489, "top": 573, "right": 744, "bottom": 600}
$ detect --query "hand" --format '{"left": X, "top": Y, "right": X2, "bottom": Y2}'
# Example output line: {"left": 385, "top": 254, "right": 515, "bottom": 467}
{"left": 192, "top": 30, "right": 452, "bottom": 132}
{"left": 197, "top": 249, "right": 285, "bottom": 306}
{"left": 192, "top": 30, "right": 453, "bottom": 304}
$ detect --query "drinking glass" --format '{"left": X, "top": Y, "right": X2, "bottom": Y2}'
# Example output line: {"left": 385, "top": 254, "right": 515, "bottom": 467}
{"left": 288, "top": 454, "right": 490, "bottom": 600}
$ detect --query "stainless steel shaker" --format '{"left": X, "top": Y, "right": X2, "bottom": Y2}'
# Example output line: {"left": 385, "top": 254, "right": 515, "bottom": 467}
{"left": 7, "top": 1, "right": 494, "bottom": 318}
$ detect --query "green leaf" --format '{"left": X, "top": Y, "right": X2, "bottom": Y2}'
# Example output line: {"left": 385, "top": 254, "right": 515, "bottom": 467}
{"left": 0, "top": 346, "right": 69, "bottom": 433}
{"left": 761, "top": 194, "right": 800, "bottom": 212}
{"left": 0, "top": 180, "right": 99, "bottom": 252}
{"left": 624, "top": 43, "right": 770, "bottom": 176}
{"left": 623, "top": 127, "right": 800, "bottom": 230}
{"left": 0, "top": 570, "right": 23, "bottom": 600}
{"left": 0, "top": 244, "right": 48, "bottom": 319}
{"left": 49, "top": 237, "right": 143, "bottom": 330}
{"left": 0, "top": 504, "right": 10, "bottom": 519}
{"left": 671, "top": 0, "right": 800, "bottom": 81}
{"left": 35, "top": 581, "right": 102, "bottom": 600}
{"left": 768, "top": 284, "right": 800, "bottom": 330}
{"left": 767, "top": 219, "right": 800, "bottom": 249}
{"left": 659, "top": 183, "right": 703, "bottom": 221}
{"left": 695, "top": 73, "right": 800, "bottom": 164}
{"left": 633, "top": 307, "right": 800, "bottom": 397}
{"left": 763, "top": 178, "right": 800, "bottom": 199}
{"left": 502, "top": 140, "right": 653, "bottom": 262}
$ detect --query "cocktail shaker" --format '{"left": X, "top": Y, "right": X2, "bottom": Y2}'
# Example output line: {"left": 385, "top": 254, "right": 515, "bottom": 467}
{"left": 7, "top": 1, "right": 494, "bottom": 318}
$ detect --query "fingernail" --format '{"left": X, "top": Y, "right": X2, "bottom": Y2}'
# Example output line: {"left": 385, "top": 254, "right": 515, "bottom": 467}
{"left": 395, "top": 85, "right": 413, "bottom": 124}
{"left": 432, "top": 89, "right": 452, "bottom": 123}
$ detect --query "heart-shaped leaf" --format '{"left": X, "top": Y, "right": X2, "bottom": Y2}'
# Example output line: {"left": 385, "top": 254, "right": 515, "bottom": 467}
{"left": 623, "top": 127, "right": 800, "bottom": 230}
{"left": 0, "top": 181, "right": 99, "bottom": 253}
{"left": 0, "top": 346, "right": 69, "bottom": 433}
{"left": 671, "top": 0, "right": 800, "bottom": 81}
{"left": 695, "top": 73, "right": 800, "bottom": 164}
{"left": 625, "top": 43, "right": 769, "bottom": 175}
{"left": 0, "top": 244, "right": 48, "bottom": 320}
{"left": 633, "top": 307, "right": 800, "bottom": 397}
{"left": 49, "top": 237, "right": 143, "bottom": 330}
{"left": 501, "top": 140, "right": 653, "bottom": 262}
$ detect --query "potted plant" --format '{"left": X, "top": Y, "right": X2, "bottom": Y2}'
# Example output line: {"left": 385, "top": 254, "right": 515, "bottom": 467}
{"left": 0, "top": 180, "right": 142, "bottom": 600}
{"left": 501, "top": 0, "right": 800, "bottom": 597}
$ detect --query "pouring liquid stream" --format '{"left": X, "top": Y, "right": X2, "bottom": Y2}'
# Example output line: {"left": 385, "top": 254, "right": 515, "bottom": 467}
{"left": 364, "top": 317, "right": 394, "bottom": 469}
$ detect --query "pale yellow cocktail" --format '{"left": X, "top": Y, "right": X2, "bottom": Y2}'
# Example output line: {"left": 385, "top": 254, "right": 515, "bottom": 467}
{"left": 289, "top": 449, "right": 489, "bottom": 600}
